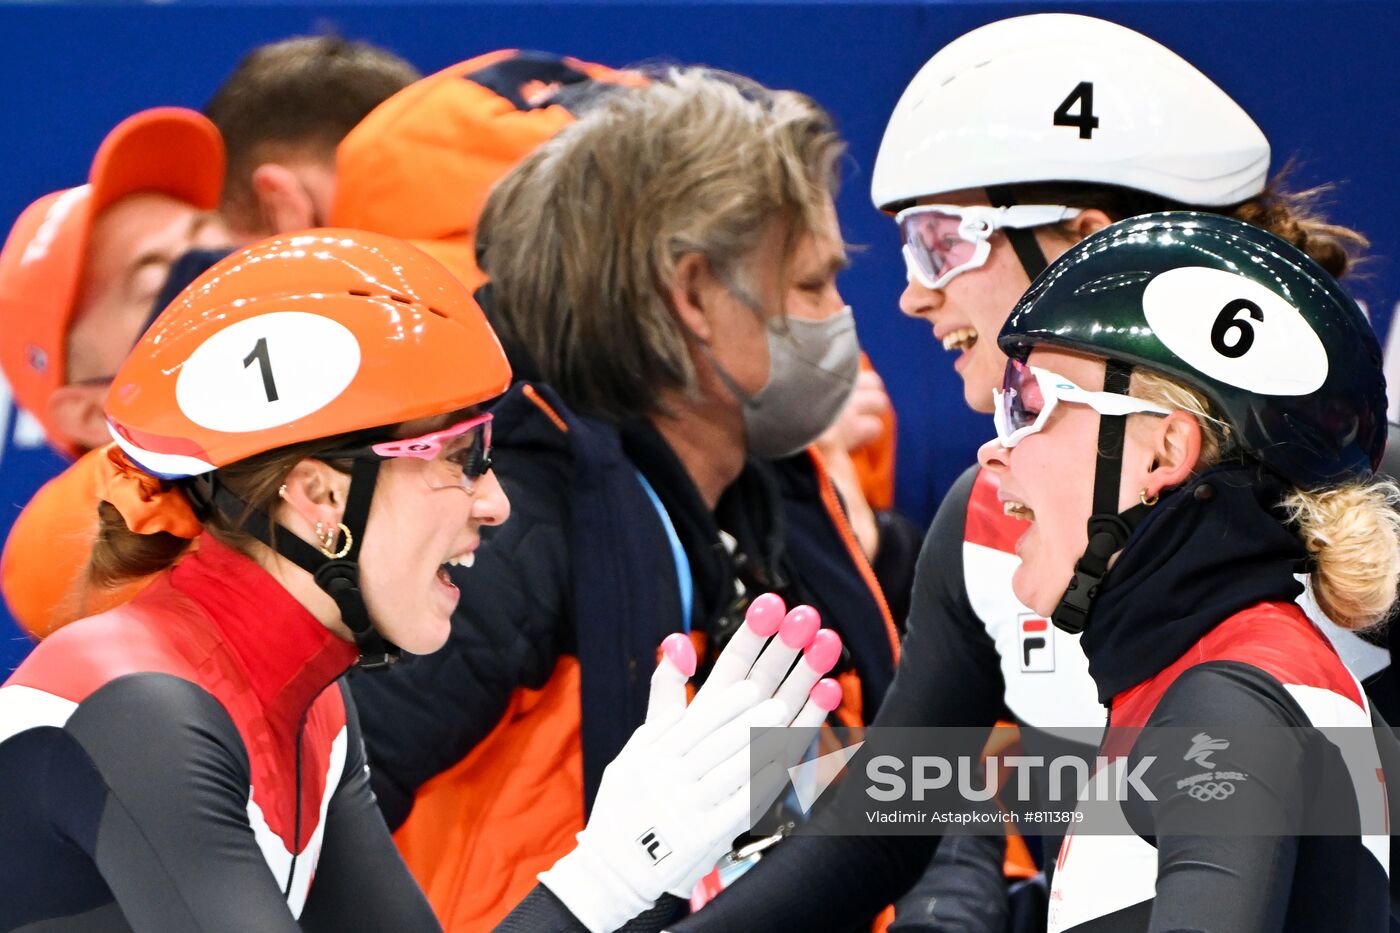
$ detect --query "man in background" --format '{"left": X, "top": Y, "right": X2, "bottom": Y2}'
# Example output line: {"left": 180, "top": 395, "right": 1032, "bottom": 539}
{"left": 207, "top": 35, "right": 420, "bottom": 239}
{"left": 0, "top": 35, "right": 419, "bottom": 638}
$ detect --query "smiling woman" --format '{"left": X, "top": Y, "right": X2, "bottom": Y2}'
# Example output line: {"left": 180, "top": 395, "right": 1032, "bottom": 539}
{"left": 976, "top": 211, "right": 1398, "bottom": 932}
{"left": 671, "top": 17, "right": 1393, "bottom": 933}
{"left": 0, "top": 230, "right": 512, "bottom": 931}
{"left": 0, "top": 228, "right": 843, "bottom": 933}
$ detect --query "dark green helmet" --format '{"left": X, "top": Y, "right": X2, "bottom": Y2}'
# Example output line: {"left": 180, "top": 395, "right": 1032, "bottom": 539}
{"left": 999, "top": 211, "right": 1386, "bottom": 488}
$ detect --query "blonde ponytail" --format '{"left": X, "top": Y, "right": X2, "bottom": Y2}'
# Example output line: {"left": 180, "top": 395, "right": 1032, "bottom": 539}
{"left": 1279, "top": 481, "right": 1400, "bottom": 632}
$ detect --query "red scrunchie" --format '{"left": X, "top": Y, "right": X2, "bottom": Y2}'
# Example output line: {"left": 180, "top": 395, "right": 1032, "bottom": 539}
{"left": 94, "top": 444, "right": 203, "bottom": 539}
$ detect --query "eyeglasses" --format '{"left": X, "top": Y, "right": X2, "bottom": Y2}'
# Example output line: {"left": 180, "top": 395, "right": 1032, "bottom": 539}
{"left": 895, "top": 204, "right": 1082, "bottom": 290}
{"left": 993, "top": 359, "right": 1172, "bottom": 449}
{"left": 319, "top": 413, "right": 493, "bottom": 492}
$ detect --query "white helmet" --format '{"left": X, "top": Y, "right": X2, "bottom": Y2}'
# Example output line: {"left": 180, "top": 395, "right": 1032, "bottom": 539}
{"left": 871, "top": 14, "right": 1270, "bottom": 211}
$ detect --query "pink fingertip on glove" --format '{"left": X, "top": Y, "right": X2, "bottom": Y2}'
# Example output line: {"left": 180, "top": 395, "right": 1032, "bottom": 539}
{"left": 803, "top": 629, "right": 843, "bottom": 675}
{"left": 744, "top": 593, "right": 787, "bottom": 637}
{"left": 779, "top": 605, "right": 821, "bottom": 649}
{"left": 810, "top": 678, "right": 842, "bottom": 712}
{"left": 661, "top": 632, "right": 697, "bottom": 678}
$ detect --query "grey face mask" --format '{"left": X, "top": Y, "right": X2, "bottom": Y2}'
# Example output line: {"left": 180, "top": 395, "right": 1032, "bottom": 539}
{"left": 706, "top": 306, "right": 862, "bottom": 459}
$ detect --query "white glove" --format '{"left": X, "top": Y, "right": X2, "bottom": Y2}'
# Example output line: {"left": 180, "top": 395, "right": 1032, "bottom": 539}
{"left": 668, "top": 595, "right": 844, "bottom": 899}
{"left": 539, "top": 594, "right": 844, "bottom": 932}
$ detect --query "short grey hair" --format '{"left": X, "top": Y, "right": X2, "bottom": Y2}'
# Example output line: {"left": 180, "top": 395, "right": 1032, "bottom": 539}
{"left": 478, "top": 66, "right": 844, "bottom": 422}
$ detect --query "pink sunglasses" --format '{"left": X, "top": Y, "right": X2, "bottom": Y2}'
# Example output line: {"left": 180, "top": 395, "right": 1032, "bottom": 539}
{"left": 320, "top": 413, "right": 493, "bottom": 491}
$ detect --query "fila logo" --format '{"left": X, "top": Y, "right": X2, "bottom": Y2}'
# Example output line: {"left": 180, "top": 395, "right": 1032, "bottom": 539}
{"left": 1019, "top": 614, "right": 1054, "bottom": 672}
{"left": 637, "top": 828, "right": 672, "bottom": 865}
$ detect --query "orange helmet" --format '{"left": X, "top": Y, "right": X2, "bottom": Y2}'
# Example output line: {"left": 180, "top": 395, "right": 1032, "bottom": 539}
{"left": 106, "top": 229, "right": 512, "bottom": 478}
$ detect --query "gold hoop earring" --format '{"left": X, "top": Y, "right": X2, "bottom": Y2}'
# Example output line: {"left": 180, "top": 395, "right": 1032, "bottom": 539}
{"left": 1139, "top": 489, "right": 1159, "bottom": 507}
{"left": 318, "top": 521, "right": 353, "bottom": 559}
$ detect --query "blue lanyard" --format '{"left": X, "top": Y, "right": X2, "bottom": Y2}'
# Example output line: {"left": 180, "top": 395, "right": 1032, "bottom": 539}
{"left": 635, "top": 470, "right": 693, "bottom": 634}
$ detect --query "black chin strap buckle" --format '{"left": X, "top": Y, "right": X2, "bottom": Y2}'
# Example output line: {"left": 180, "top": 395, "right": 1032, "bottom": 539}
{"left": 1052, "top": 567, "right": 1096, "bottom": 635}
{"left": 354, "top": 649, "right": 399, "bottom": 672}
{"left": 1085, "top": 513, "right": 1136, "bottom": 556}
{"left": 315, "top": 559, "right": 401, "bottom": 670}
{"left": 1051, "top": 512, "right": 1139, "bottom": 635}
{"left": 189, "top": 461, "right": 401, "bottom": 671}
{"left": 1049, "top": 359, "right": 1145, "bottom": 636}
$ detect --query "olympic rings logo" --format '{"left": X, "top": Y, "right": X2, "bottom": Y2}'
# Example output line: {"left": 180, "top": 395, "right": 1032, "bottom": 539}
{"left": 1187, "top": 781, "right": 1235, "bottom": 801}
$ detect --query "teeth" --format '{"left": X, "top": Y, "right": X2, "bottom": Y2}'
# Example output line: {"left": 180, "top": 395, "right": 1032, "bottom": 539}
{"left": 941, "top": 327, "right": 978, "bottom": 352}
{"left": 444, "top": 552, "right": 476, "bottom": 568}
{"left": 1003, "top": 501, "right": 1035, "bottom": 522}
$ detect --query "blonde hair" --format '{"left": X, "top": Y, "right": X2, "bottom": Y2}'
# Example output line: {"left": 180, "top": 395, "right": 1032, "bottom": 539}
{"left": 478, "top": 66, "right": 844, "bottom": 422}
{"left": 1130, "top": 368, "right": 1400, "bottom": 631}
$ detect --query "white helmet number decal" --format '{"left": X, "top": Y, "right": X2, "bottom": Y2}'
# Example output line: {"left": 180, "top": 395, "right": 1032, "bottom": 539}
{"left": 1143, "top": 266, "right": 1328, "bottom": 396}
{"left": 176, "top": 312, "right": 362, "bottom": 432}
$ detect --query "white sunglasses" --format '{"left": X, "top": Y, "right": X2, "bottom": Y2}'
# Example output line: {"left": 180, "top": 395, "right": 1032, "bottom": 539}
{"left": 895, "top": 204, "right": 1082, "bottom": 290}
{"left": 993, "top": 360, "right": 1173, "bottom": 449}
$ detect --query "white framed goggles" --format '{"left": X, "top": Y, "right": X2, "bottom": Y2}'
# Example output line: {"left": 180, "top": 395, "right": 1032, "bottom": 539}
{"left": 895, "top": 204, "right": 1082, "bottom": 290}
{"left": 993, "top": 359, "right": 1172, "bottom": 449}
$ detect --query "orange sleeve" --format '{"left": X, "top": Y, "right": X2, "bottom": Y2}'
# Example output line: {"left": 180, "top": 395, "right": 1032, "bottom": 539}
{"left": 1, "top": 447, "right": 151, "bottom": 638}
{"left": 848, "top": 354, "right": 897, "bottom": 512}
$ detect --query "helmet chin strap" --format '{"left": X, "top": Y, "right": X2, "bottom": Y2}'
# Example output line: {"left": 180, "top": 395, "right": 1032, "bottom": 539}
{"left": 986, "top": 185, "right": 1051, "bottom": 282}
{"left": 184, "top": 459, "right": 401, "bottom": 669}
{"left": 986, "top": 186, "right": 1147, "bottom": 633}
{"left": 1051, "top": 359, "right": 1154, "bottom": 634}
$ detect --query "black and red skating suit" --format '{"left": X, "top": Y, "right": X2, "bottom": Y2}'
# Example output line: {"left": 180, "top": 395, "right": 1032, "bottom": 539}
{"left": 0, "top": 534, "right": 445, "bottom": 931}
{"left": 1048, "top": 467, "right": 1392, "bottom": 932}
{"left": 1049, "top": 602, "right": 1390, "bottom": 931}
{"left": 670, "top": 464, "right": 1397, "bottom": 933}
{"left": 0, "top": 533, "right": 672, "bottom": 932}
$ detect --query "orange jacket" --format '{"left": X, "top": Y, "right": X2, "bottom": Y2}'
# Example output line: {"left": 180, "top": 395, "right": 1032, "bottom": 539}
{"left": 393, "top": 660, "right": 585, "bottom": 930}
{"left": 849, "top": 354, "right": 897, "bottom": 512}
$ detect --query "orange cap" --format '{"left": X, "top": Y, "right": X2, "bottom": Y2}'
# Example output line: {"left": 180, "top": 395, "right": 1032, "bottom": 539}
{"left": 106, "top": 229, "right": 512, "bottom": 478}
{"left": 0, "top": 107, "right": 224, "bottom": 453}
{"left": 331, "top": 50, "right": 644, "bottom": 289}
